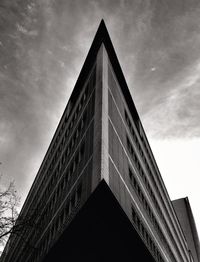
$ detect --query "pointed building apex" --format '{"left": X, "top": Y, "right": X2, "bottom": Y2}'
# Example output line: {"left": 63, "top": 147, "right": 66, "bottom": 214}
{"left": 100, "top": 18, "right": 106, "bottom": 26}
{"left": 92, "top": 18, "right": 109, "bottom": 45}
{"left": 98, "top": 19, "right": 107, "bottom": 32}
{"left": 68, "top": 19, "right": 140, "bottom": 126}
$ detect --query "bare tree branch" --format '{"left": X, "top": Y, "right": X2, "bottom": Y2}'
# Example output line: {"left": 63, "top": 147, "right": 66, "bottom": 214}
{"left": 0, "top": 175, "right": 41, "bottom": 259}
{"left": 0, "top": 177, "right": 20, "bottom": 247}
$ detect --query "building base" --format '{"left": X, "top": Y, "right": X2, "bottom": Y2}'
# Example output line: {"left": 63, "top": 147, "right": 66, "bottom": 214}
{"left": 43, "top": 181, "right": 155, "bottom": 261}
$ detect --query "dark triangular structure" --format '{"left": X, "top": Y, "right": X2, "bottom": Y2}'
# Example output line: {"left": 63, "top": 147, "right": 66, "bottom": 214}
{"left": 1, "top": 20, "right": 199, "bottom": 262}
{"left": 43, "top": 180, "right": 155, "bottom": 261}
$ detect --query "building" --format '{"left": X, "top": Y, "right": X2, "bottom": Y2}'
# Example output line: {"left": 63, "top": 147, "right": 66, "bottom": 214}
{"left": 172, "top": 198, "right": 200, "bottom": 262}
{"left": 1, "top": 20, "right": 199, "bottom": 262}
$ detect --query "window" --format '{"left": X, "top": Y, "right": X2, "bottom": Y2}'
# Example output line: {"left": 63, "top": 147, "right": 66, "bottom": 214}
{"left": 65, "top": 203, "right": 70, "bottom": 217}
{"left": 67, "top": 146, "right": 70, "bottom": 156}
{"left": 71, "top": 194, "right": 76, "bottom": 208}
{"left": 77, "top": 184, "right": 82, "bottom": 200}
{"left": 56, "top": 218, "right": 59, "bottom": 231}
{"left": 126, "top": 136, "right": 134, "bottom": 156}
{"left": 83, "top": 92, "right": 86, "bottom": 101}
{"left": 80, "top": 143, "right": 85, "bottom": 158}
{"left": 125, "top": 109, "right": 128, "bottom": 120}
{"left": 80, "top": 118, "right": 84, "bottom": 130}
{"left": 65, "top": 171, "right": 69, "bottom": 184}
{"left": 71, "top": 137, "right": 74, "bottom": 147}
{"left": 74, "top": 111, "right": 77, "bottom": 120}
{"left": 129, "top": 168, "right": 133, "bottom": 180}
{"left": 131, "top": 206, "right": 136, "bottom": 222}
{"left": 61, "top": 178, "right": 65, "bottom": 190}
{"left": 75, "top": 154, "right": 79, "bottom": 166}
{"left": 72, "top": 161, "right": 76, "bottom": 172}
{"left": 75, "top": 129, "right": 79, "bottom": 138}
{"left": 61, "top": 211, "right": 65, "bottom": 224}
{"left": 62, "top": 155, "right": 65, "bottom": 165}
{"left": 70, "top": 165, "right": 73, "bottom": 176}
{"left": 78, "top": 151, "right": 82, "bottom": 163}
{"left": 66, "top": 128, "right": 69, "bottom": 137}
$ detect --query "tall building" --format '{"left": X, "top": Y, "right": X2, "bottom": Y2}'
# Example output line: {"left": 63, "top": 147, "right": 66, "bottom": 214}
{"left": 1, "top": 20, "right": 199, "bottom": 262}
{"left": 172, "top": 198, "right": 200, "bottom": 262}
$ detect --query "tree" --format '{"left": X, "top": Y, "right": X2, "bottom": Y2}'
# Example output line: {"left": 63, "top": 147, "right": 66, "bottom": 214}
{"left": 0, "top": 179, "right": 20, "bottom": 247}
{"left": 0, "top": 176, "right": 40, "bottom": 258}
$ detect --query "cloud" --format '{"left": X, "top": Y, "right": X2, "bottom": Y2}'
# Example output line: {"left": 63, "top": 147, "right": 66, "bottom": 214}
{"left": 1, "top": 0, "right": 200, "bottom": 227}
{"left": 119, "top": 2, "right": 200, "bottom": 139}
{"left": 140, "top": 51, "right": 200, "bottom": 138}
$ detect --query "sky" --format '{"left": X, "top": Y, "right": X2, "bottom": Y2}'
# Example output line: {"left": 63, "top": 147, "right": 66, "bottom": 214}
{"left": 0, "top": 0, "right": 200, "bottom": 239}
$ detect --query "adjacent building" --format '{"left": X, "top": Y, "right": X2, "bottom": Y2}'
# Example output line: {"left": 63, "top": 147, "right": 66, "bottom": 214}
{"left": 1, "top": 20, "right": 199, "bottom": 262}
{"left": 172, "top": 198, "right": 200, "bottom": 262}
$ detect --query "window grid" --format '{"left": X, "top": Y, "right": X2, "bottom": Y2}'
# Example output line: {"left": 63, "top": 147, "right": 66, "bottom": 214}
{"left": 23, "top": 182, "right": 83, "bottom": 262}
{"left": 126, "top": 125, "right": 183, "bottom": 262}
{"left": 125, "top": 108, "right": 187, "bottom": 253}
{"left": 131, "top": 206, "right": 165, "bottom": 262}
{"left": 129, "top": 167, "right": 176, "bottom": 262}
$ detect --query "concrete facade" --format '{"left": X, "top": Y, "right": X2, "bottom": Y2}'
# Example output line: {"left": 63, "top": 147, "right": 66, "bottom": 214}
{"left": 1, "top": 20, "right": 199, "bottom": 262}
{"left": 172, "top": 198, "right": 200, "bottom": 262}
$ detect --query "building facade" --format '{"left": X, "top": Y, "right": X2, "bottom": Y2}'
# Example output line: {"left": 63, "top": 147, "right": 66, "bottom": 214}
{"left": 172, "top": 198, "right": 200, "bottom": 262}
{"left": 1, "top": 20, "right": 199, "bottom": 262}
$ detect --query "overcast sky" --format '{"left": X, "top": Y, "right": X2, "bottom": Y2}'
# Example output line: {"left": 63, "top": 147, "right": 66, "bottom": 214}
{"left": 0, "top": 0, "right": 200, "bottom": 237}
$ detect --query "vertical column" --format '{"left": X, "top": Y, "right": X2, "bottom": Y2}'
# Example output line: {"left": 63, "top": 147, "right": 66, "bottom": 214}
{"left": 91, "top": 44, "right": 103, "bottom": 191}
{"left": 100, "top": 45, "right": 109, "bottom": 184}
{"left": 91, "top": 44, "right": 109, "bottom": 191}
